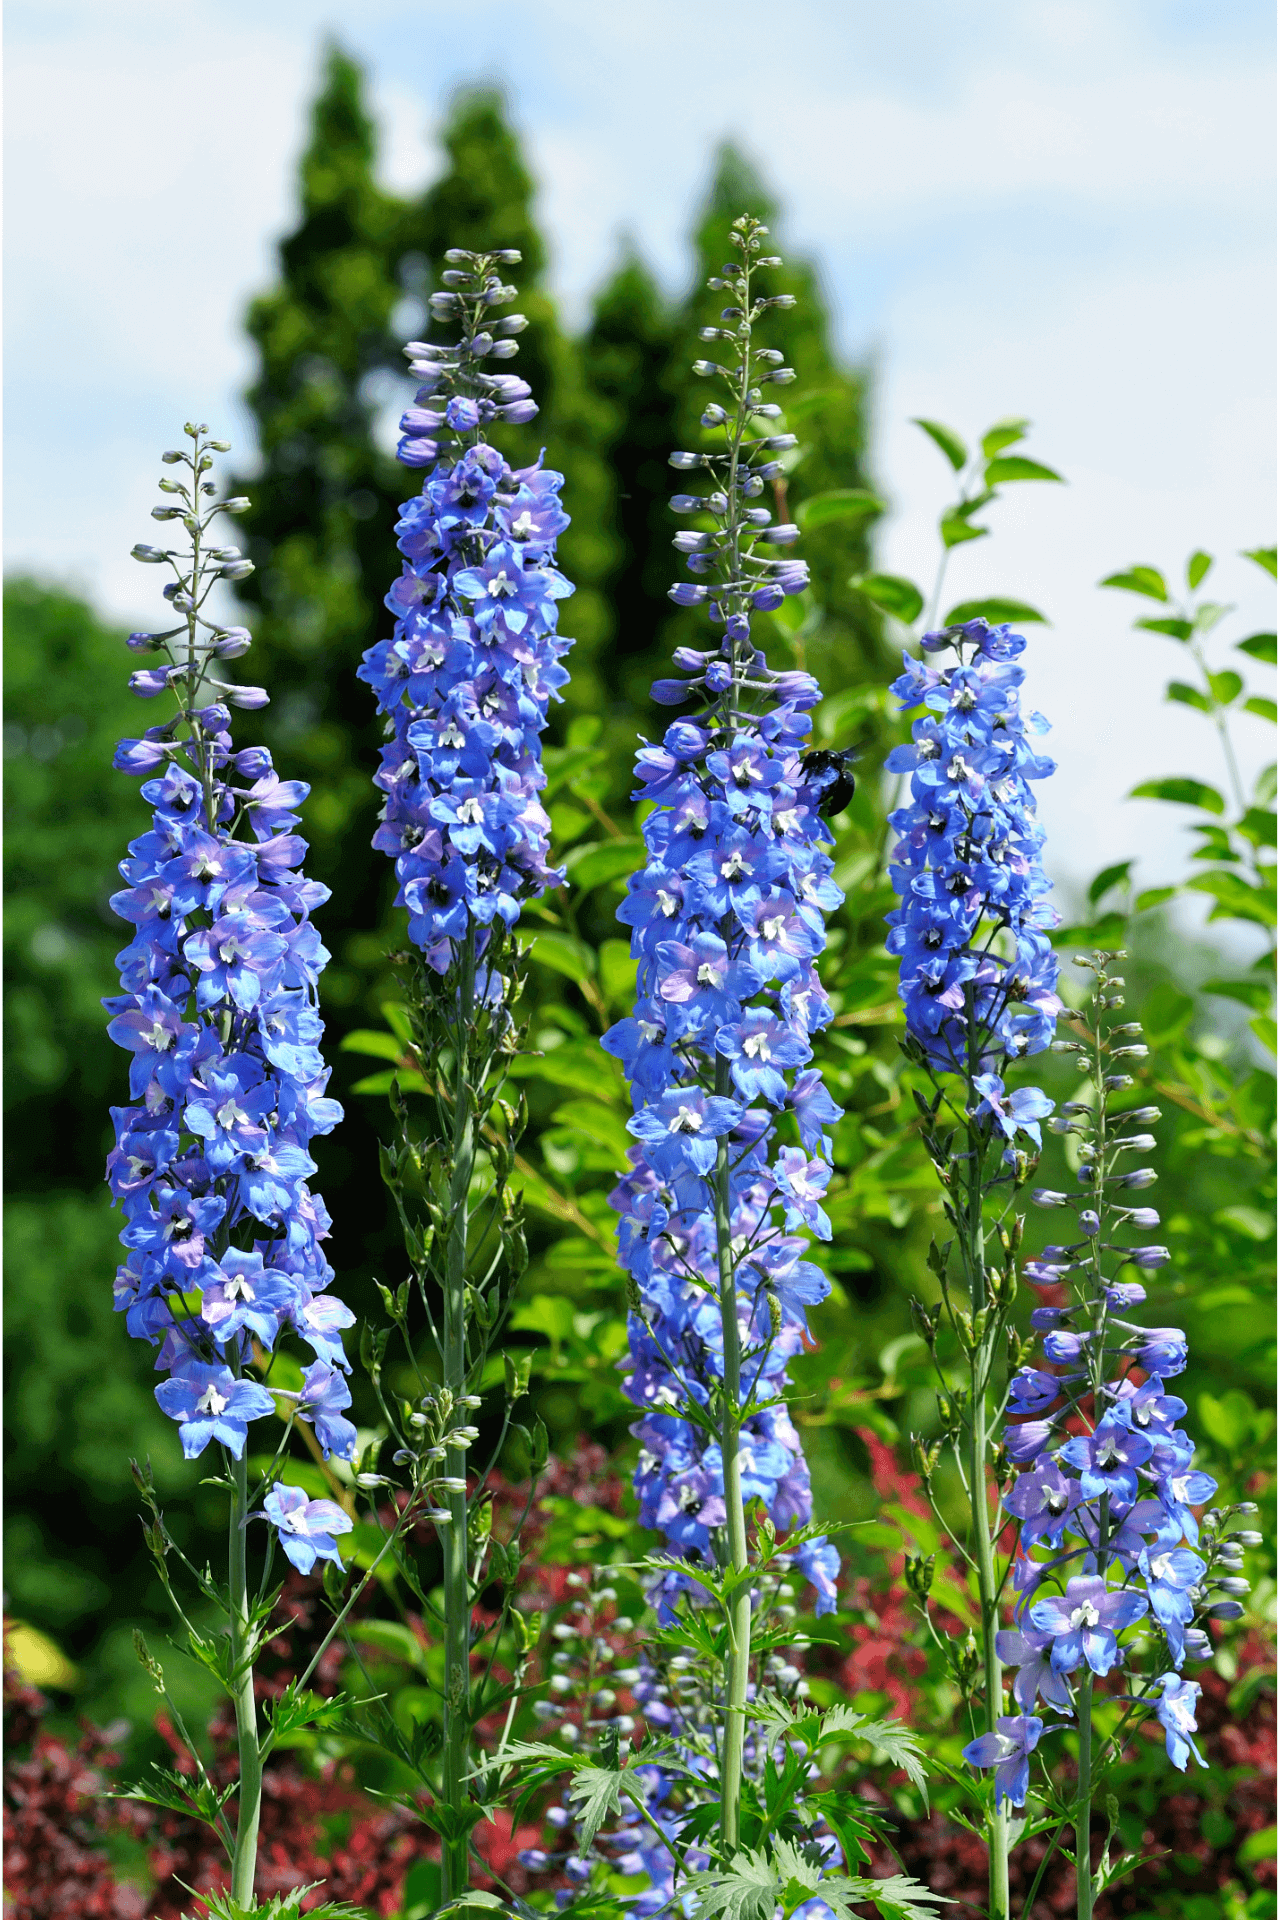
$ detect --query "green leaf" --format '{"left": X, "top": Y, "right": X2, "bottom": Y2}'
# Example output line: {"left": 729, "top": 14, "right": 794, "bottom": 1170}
{"left": 262, "top": 1680, "right": 360, "bottom": 1744}
{"left": 979, "top": 417, "right": 1030, "bottom": 458}
{"left": 182, "top": 1886, "right": 370, "bottom": 1920}
{"left": 1250, "top": 1014, "right": 1278, "bottom": 1053}
{"left": 508, "top": 1038, "right": 626, "bottom": 1098}
{"left": 339, "top": 1029, "right": 406, "bottom": 1062}
{"left": 525, "top": 930, "right": 594, "bottom": 982}
{"left": 1100, "top": 566, "right": 1168, "bottom": 603}
{"left": 942, "top": 595, "right": 1048, "bottom": 628}
{"left": 1129, "top": 776, "right": 1226, "bottom": 815}
{"left": 984, "top": 455, "right": 1063, "bottom": 483}
{"left": 1138, "top": 617, "right": 1194, "bottom": 640}
{"left": 911, "top": 418, "right": 967, "bottom": 471}
{"left": 1238, "top": 806, "right": 1278, "bottom": 847}
{"left": 795, "top": 488, "right": 885, "bottom": 530}
{"left": 549, "top": 1099, "right": 632, "bottom": 1163}
{"left": 351, "top": 1068, "right": 429, "bottom": 1096}
{"left": 562, "top": 838, "right": 645, "bottom": 890}
{"left": 1088, "top": 860, "right": 1132, "bottom": 905}
{"left": 1242, "top": 546, "right": 1277, "bottom": 579}
{"left": 567, "top": 1764, "right": 628, "bottom": 1850}
{"left": 1208, "top": 669, "right": 1244, "bottom": 705}
{"left": 938, "top": 505, "right": 989, "bottom": 549}
{"left": 1166, "top": 681, "right": 1211, "bottom": 712}
{"left": 1187, "top": 549, "right": 1214, "bottom": 589}
{"left": 1201, "top": 977, "right": 1275, "bottom": 1012}
{"left": 1237, "top": 630, "right": 1277, "bottom": 664}
{"left": 848, "top": 573, "right": 924, "bottom": 623}
{"left": 347, "top": 1619, "right": 430, "bottom": 1670}
{"left": 1245, "top": 697, "right": 1278, "bottom": 723}
{"left": 1186, "top": 869, "right": 1277, "bottom": 927}
{"left": 1197, "top": 1389, "right": 1260, "bottom": 1452}
{"left": 1134, "top": 885, "right": 1177, "bottom": 911}
{"left": 1238, "top": 1823, "right": 1277, "bottom": 1864}
{"left": 115, "top": 1763, "right": 234, "bottom": 1833}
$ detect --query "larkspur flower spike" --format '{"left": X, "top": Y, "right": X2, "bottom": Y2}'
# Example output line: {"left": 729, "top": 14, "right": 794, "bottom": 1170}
{"left": 606, "top": 216, "right": 842, "bottom": 1619}
{"left": 107, "top": 429, "right": 354, "bottom": 1571}
{"left": 359, "top": 248, "right": 573, "bottom": 967}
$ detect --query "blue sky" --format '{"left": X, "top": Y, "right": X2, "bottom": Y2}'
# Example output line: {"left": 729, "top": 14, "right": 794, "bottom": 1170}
{"left": 6, "top": 0, "right": 1275, "bottom": 911}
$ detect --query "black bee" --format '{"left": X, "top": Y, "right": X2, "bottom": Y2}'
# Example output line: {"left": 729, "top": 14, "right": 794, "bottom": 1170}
{"left": 799, "top": 747, "right": 857, "bottom": 817}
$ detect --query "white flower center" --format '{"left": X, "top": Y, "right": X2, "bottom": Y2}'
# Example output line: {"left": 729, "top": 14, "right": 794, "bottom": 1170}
{"left": 760, "top": 915, "right": 785, "bottom": 941}
{"left": 668, "top": 1105, "right": 703, "bottom": 1135}
{"left": 440, "top": 723, "right": 466, "bottom": 748}
{"left": 216, "top": 1097, "right": 250, "bottom": 1131}
{"left": 224, "top": 1276, "right": 255, "bottom": 1303}
{"left": 196, "top": 1384, "right": 229, "bottom": 1417}
{"left": 457, "top": 799, "right": 485, "bottom": 825}
{"left": 512, "top": 510, "right": 536, "bottom": 539}
{"left": 1069, "top": 1600, "right": 1101, "bottom": 1630}
{"left": 695, "top": 962, "right": 719, "bottom": 987}
{"left": 143, "top": 1021, "right": 173, "bottom": 1050}
{"left": 1150, "top": 1553, "right": 1173, "bottom": 1582}
{"left": 721, "top": 852, "right": 747, "bottom": 880}
{"left": 218, "top": 935, "right": 248, "bottom": 963}
{"left": 743, "top": 1033, "right": 771, "bottom": 1060}
{"left": 637, "top": 1020, "right": 663, "bottom": 1045}
{"left": 656, "top": 890, "right": 679, "bottom": 916}
{"left": 486, "top": 570, "right": 517, "bottom": 599}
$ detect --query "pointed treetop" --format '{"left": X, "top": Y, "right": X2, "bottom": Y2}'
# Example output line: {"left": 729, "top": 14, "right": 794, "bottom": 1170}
{"left": 413, "top": 88, "right": 546, "bottom": 283}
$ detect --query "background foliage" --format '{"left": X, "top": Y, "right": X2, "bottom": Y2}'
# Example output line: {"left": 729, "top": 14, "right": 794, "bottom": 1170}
{"left": 3, "top": 43, "right": 1274, "bottom": 1920}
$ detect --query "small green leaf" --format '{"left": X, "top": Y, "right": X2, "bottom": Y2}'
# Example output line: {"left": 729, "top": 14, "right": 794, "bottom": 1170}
{"left": 1197, "top": 1389, "right": 1260, "bottom": 1452}
{"left": 1100, "top": 566, "right": 1168, "bottom": 603}
{"left": 938, "top": 505, "right": 989, "bottom": 550}
{"left": 1250, "top": 1014, "right": 1278, "bottom": 1053}
{"left": 1134, "top": 885, "right": 1177, "bottom": 911}
{"left": 848, "top": 573, "right": 924, "bottom": 623}
{"left": 1187, "top": 549, "right": 1214, "bottom": 589}
{"left": 1138, "top": 617, "right": 1194, "bottom": 640}
{"left": 1238, "top": 1822, "right": 1277, "bottom": 1864}
{"left": 795, "top": 488, "right": 885, "bottom": 530}
{"left": 1129, "top": 777, "right": 1226, "bottom": 815}
{"left": 980, "top": 417, "right": 1030, "bottom": 459}
{"left": 1166, "top": 681, "right": 1211, "bottom": 712}
{"left": 562, "top": 838, "right": 644, "bottom": 890}
{"left": 339, "top": 1029, "right": 406, "bottom": 1063}
{"left": 351, "top": 1068, "right": 429, "bottom": 1096}
{"left": 1208, "top": 669, "right": 1244, "bottom": 705}
{"left": 911, "top": 417, "right": 968, "bottom": 471}
{"left": 942, "top": 595, "right": 1048, "bottom": 627}
{"left": 1242, "top": 546, "right": 1277, "bottom": 578}
{"left": 984, "top": 455, "right": 1063, "bottom": 484}
{"left": 1245, "top": 696, "right": 1278, "bottom": 723}
{"left": 1201, "top": 977, "right": 1274, "bottom": 1011}
{"left": 1088, "top": 860, "right": 1132, "bottom": 905}
{"left": 1237, "top": 630, "right": 1277, "bottom": 664}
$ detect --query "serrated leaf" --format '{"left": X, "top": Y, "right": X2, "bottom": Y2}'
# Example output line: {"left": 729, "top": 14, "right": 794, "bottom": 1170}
{"left": 911, "top": 418, "right": 967, "bottom": 471}
{"left": 796, "top": 488, "right": 885, "bottom": 530}
{"left": 848, "top": 572, "right": 924, "bottom": 623}
{"left": 1187, "top": 549, "right": 1214, "bottom": 589}
{"left": 1100, "top": 565, "right": 1168, "bottom": 603}
{"left": 984, "top": 455, "right": 1063, "bottom": 484}
{"left": 1237, "top": 630, "right": 1277, "bottom": 663}
{"left": 942, "top": 595, "right": 1048, "bottom": 628}
{"left": 1129, "top": 776, "right": 1225, "bottom": 815}
{"left": 115, "top": 1763, "right": 234, "bottom": 1832}
{"left": 567, "top": 1764, "right": 628, "bottom": 1851}
{"left": 1242, "top": 546, "right": 1277, "bottom": 578}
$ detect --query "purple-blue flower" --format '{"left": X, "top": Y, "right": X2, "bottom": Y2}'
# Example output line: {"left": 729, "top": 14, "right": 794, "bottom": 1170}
{"left": 262, "top": 1481, "right": 353, "bottom": 1575}
{"left": 962, "top": 1714, "right": 1044, "bottom": 1809}
{"left": 1028, "top": 1575, "right": 1148, "bottom": 1675}
{"left": 154, "top": 1361, "right": 276, "bottom": 1460}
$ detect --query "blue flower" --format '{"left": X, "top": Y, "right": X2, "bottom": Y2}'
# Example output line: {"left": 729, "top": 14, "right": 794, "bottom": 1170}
{"left": 262, "top": 1482, "right": 353, "bottom": 1575}
{"left": 1149, "top": 1672, "right": 1207, "bottom": 1772}
{"left": 154, "top": 1361, "right": 277, "bottom": 1460}
{"left": 1028, "top": 1575, "right": 1148, "bottom": 1676}
{"left": 295, "top": 1359, "right": 358, "bottom": 1461}
{"left": 962, "top": 1714, "right": 1044, "bottom": 1809}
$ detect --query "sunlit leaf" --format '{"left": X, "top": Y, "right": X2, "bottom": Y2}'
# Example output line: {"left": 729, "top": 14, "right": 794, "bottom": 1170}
{"left": 911, "top": 418, "right": 967, "bottom": 471}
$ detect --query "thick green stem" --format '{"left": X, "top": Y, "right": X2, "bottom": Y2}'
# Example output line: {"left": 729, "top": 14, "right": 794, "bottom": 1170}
{"left": 1076, "top": 1675, "right": 1094, "bottom": 1920}
{"left": 441, "top": 930, "right": 477, "bottom": 1903}
{"left": 714, "top": 1118, "right": 751, "bottom": 1854}
{"left": 228, "top": 1449, "right": 262, "bottom": 1906}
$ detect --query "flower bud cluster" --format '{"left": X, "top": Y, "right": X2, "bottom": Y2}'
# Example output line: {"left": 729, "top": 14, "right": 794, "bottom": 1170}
{"left": 886, "top": 620, "right": 1062, "bottom": 1073}
{"left": 358, "top": 250, "right": 573, "bottom": 968}
{"left": 967, "top": 957, "right": 1251, "bottom": 1802}
{"left": 606, "top": 221, "right": 841, "bottom": 1617}
{"left": 107, "top": 434, "right": 355, "bottom": 1555}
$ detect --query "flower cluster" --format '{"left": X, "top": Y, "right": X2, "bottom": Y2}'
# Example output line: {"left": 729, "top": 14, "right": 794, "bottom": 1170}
{"left": 358, "top": 248, "right": 573, "bottom": 967}
{"left": 964, "top": 958, "right": 1259, "bottom": 1804}
{"left": 606, "top": 227, "right": 844, "bottom": 1618}
{"left": 107, "top": 429, "right": 355, "bottom": 1540}
{"left": 886, "top": 619, "right": 1062, "bottom": 1074}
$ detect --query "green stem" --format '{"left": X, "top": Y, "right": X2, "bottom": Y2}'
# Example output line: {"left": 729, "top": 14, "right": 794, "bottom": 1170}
{"left": 441, "top": 928, "right": 478, "bottom": 1903}
{"left": 714, "top": 1117, "right": 751, "bottom": 1855}
{"left": 962, "top": 1101, "right": 1009, "bottom": 1920}
{"left": 1076, "top": 1674, "right": 1094, "bottom": 1920}
{"left": 228, "top": 1448, "right": 262, "bottom": 1907}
